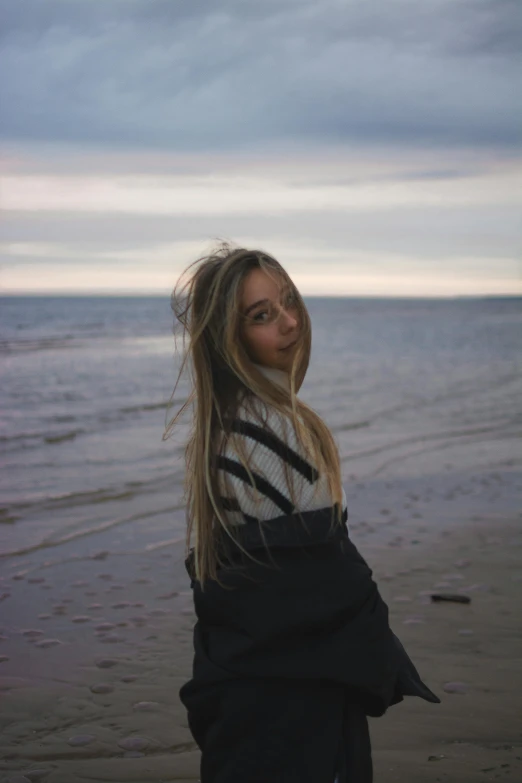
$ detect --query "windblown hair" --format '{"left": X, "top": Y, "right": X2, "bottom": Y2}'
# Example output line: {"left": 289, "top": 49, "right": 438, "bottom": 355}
{"left": 164, "top": 242, "right": 343, "bottom": 589}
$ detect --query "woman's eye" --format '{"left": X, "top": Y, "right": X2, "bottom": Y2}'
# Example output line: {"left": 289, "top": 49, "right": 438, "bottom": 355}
{"left": 253, "top": 310, "right": 269, "bottom": 322}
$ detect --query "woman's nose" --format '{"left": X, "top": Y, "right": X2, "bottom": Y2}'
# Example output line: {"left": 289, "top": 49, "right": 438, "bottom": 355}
{"left": 280, "top": 307, "right": 298, "bottom": 331}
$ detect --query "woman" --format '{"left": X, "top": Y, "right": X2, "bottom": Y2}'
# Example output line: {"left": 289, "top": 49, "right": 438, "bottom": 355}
{"left": 167, "top": 243, "right": 440, "bottom": 783}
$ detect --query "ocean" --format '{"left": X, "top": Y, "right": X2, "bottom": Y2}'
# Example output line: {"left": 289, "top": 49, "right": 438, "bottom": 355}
{"left": 1, "top": 294, "right": 520, "bottom": 563}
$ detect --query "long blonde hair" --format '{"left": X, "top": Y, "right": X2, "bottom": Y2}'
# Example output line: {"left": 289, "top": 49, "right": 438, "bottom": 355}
{"left": 164, "top": 242, "right": 343, "bottom": 589}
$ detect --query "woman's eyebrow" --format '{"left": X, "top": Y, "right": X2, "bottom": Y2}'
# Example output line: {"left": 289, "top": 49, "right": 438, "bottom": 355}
{"left": 244, "top": 298, "right": 270, "bottom": 315}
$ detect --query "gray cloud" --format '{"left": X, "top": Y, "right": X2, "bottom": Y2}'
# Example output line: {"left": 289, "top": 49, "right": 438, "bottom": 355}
{"left": 0, "top": 0, "right": 520, "bottom": 151}
{"left": 2, "top": 201, "right": 519, "bottom": 262}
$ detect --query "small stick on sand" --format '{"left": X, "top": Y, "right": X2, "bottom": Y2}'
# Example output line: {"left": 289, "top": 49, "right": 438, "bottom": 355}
{"left": 430, "top": 593, "right": 471, "bottom": 604}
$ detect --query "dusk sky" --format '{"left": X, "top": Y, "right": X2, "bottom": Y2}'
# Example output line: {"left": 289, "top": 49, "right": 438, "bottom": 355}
{"left": 1, "top": 0, "right": 520, "bottom": 296}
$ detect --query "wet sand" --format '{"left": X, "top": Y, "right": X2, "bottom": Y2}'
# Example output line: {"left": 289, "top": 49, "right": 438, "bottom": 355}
{"left": 0, "top": 464, "right": 521, "bottom": 782}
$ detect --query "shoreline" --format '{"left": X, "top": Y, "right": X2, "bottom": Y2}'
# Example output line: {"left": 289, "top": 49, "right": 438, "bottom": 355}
{"left": 0, "top": 463, "right": 521, "bottom": 782}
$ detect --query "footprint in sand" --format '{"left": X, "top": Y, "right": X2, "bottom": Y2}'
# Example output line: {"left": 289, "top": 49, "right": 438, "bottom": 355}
{"left": 133, "top": 701, "right": 160, "bottom": 712}
{"left": 117, "top": 736, "right": 158, "bottom": 752}
{"left": 34, "top": 639, "right": 63, "bottom": 649}
{"left": 67, "top": 734, "right": 96, "bottom": 747}
{"left": 22, "top": 630, "right": 45, "bottom": 639}
{"left": 90, "top": 683, "right": 114, "bottom": 694}
{"left": 443, "top": 681, "right": 468, "bottom": 694}
{"left": 95, "top": 657, "right": 119, "bottom": 669}
{"left": 100, "top": 634, "right": 126, "bottom": 644}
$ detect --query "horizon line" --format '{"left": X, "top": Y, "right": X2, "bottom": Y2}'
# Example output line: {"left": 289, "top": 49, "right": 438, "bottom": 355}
{"left": 1, "top": 291, "right": 520, "bottom": 300}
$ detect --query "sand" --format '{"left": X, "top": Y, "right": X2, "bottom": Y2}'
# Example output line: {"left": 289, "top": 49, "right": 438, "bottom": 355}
{"left": 0, "top": 464, "right": 521, "bottom": 782}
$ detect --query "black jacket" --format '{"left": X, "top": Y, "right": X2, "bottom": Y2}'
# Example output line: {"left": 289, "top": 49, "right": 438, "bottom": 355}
{"left": 179, "top": 507, "right": 440, "bottom": 783}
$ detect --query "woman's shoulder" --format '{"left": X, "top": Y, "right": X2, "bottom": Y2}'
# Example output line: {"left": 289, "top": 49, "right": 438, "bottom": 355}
{"left": 228, "top": 394, "right": 300, "bottom": 448}
{"left": 219, "top": 394, "right": 321, "bottom": 488}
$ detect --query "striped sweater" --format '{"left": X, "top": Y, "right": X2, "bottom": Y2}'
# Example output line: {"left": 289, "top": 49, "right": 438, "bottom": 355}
{"left": 216, "top": 365, "right": 347, "bottom": 526}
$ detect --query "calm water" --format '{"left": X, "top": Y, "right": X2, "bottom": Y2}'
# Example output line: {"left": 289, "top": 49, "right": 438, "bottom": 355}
{"left": 1, "top": 295, "right": 521, "bottom": 560}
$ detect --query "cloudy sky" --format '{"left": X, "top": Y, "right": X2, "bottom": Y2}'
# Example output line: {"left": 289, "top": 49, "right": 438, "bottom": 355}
{"left": 1, "top": 0, "right": 520, "bottom": 295}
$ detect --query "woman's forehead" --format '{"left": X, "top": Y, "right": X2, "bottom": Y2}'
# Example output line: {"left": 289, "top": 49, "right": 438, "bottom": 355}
{"left": 240, "top": 267, "right": 289, "bottom": 307}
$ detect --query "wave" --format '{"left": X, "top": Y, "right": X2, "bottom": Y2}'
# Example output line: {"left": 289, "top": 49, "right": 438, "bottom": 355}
{"left": 0, "top": 502, "right": 186, "bottom": 559}
{"left": 0, "top": 336, "right": 80, "bottom": 355}
{"left": 1, "top": 472, "right": 182, "bottom": 516}
{"left": 120, "top": 401, "right": 170, "bottom": 414}
{"left": 341, "top": 420, "right": 521, "bottom": 470}
{"left": 0, "top": 428, "right": 84, "bottom": 451}
{"left": 44, "top": 429, "right": 84, "bottom": 444}
{"left": 1, "top": 398, "right": 181, "bottom": 453}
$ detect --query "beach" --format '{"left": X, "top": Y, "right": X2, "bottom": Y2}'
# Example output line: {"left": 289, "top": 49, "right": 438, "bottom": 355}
{"left": 1, "top": 294, "right": 521, "bottom": 781}
{"left": 1, "top": 461, "right": 521, "bottom": 783}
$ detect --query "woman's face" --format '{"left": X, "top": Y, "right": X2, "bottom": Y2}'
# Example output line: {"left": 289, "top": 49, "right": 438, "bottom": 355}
{"left": 239, "top": 267, "right": 300, "bottom": 371}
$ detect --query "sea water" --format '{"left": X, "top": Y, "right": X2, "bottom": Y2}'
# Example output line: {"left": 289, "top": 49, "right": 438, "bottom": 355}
{"left": 1, "top": 294, "right": 520, "bottom": 562}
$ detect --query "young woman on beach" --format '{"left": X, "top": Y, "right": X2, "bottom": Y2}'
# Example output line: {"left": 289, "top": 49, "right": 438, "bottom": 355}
{"left": 167, "top": 243, "right": 439, "bottom": 783}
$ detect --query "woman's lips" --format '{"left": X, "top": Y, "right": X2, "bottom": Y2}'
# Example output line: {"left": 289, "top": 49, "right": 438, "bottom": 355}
{"left": 280, "top": 340, "right": 298, "bottom": 351}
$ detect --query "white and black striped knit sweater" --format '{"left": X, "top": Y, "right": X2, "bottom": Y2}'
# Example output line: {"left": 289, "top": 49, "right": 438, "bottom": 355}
{"left": 217, "top": 365, "right": 347, "bottom": 526}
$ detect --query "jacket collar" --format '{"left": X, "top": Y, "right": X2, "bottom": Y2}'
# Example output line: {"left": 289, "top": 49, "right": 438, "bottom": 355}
{"left": 253, "top": 363, "right": 290, "bottom": 392}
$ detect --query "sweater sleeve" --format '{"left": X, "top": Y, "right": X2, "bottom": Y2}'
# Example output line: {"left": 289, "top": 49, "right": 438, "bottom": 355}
{"left": 216, "top": 401, "right": 346, "bottom": 526}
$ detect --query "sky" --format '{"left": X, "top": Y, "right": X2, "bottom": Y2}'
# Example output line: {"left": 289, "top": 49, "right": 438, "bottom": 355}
{"left": 0, "top": 0, "right": 520, "bottom": 296}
